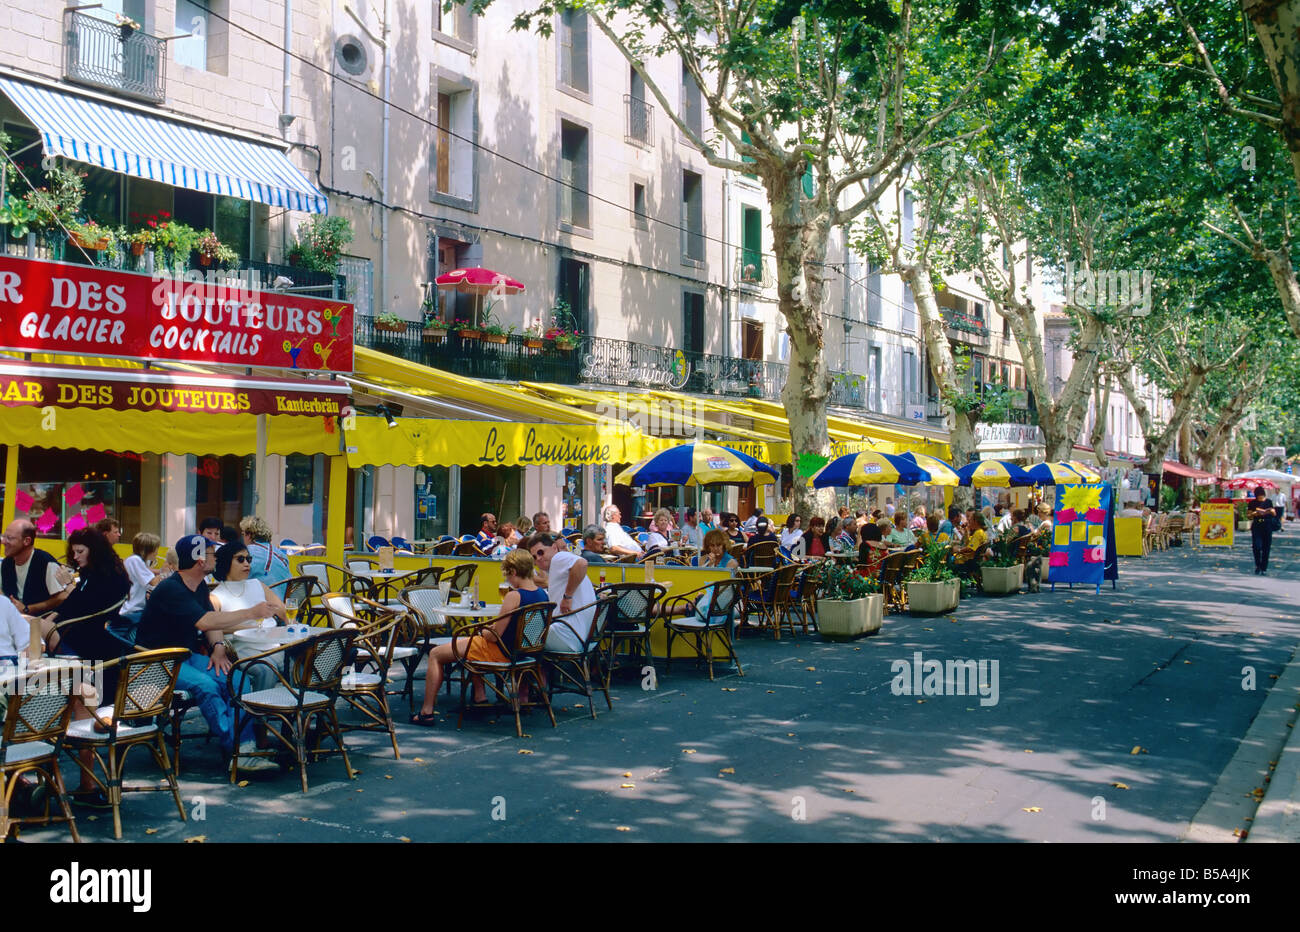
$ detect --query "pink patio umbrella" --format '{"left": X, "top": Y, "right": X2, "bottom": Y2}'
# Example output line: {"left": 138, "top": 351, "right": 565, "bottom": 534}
{"left": 434, "top": 267, "right": 525, "bottom": 328}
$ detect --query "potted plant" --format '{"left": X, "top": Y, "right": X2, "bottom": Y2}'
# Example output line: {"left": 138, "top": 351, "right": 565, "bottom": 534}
{"left": 545, "top": 326, "right": 580, "bottom": 350}
{"left": 374, "top": 311, "right": 408, "bottom": 334}
{"left": 67, "top": 218, "right": 111, "bottom": 251}
{"left": 115, "top": 12, "right": 140, "bottom": 42}
{"left": 482, "top": 323, "right": 510, "bottom": 345}
{"left": 286, "top": 215, "right": 353, "bottom": 274}
{"left": 196, "top": 230, "right": 237, "bottom": 267}
{"left": 0, "top": 195, "right": 37, "bottom": 243}
{"left": 981, "top": 529, "right": 1025, "bottom": 595}
{"left": 451, "top": 319, "right": 482, "bottom": 341}
{"left": 816, "top": 562, "right": 883, "bottom": 639}
{"left": 522, "top": 321, "right": 545, "bottom": 349}
{"left": 906, "top": 539, "right": 959, "bottom": 614}
{"left": 421, "top": 299, "right": 447, "bottom": 339}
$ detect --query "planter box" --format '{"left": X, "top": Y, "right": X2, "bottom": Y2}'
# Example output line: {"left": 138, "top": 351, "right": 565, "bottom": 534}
{"left": 422, "top": 327, "right": 447, "bottom": 340}
{"left": 981, "top": 563, "right": 1024, "bottom": 595}
{"left": 1040, "top": 559, "right": 1050, "bottom": 583}
{"left": 523, "top": 338, "right": 544, "bottom": 349}
{"left": 817, "top": 594, "right": 883, "bottom": 639}
{"left": 374, "top": 321, "right": 407, "bottom": 333}
{"left": 908, "top": 580, "right": 957, "bottom": 615}
{"left": 457, "top": 330, "right": 482, "bottom": 341}
{"left": 481, "top": 333, "right": 508, "bottom": 344}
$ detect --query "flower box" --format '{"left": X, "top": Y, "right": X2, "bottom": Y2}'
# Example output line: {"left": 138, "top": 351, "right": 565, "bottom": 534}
{"left": 817, "top": 595, "right": 883, "bottom": 639}
{"left": 907, "top": 579, "right": 959, "bottom": 615}
{"left": 457, "top": 329, "right": 482, "bottom": 341}
{"left": 481, "top": 333, "right": 508, "bottom": 345}
{"left": 422, "top": 326, "right": 447, "bottom": 340}
{"left": 981, "top": 563, "right": 1024, "bottom": 595}
{"left": 70, "top": 231, "right": 109, "bottom": 251}
{"left": 374, "top": 320, "right": 407, "bottom": 333}
{"left": 523, "top": 338, "right": 544, "bottom": 349}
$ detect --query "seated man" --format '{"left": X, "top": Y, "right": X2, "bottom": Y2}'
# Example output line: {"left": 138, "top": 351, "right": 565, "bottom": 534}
{"left": 952, "top": 514, "right": 990, "bottom": 589}
{"left": 602, "top": 505, "right": 643, "bottom": 558}
{"left": 474, "top": 513, "right": 499, "bottom": 551}
{"left": 580, "top": 525, "right": 608, "bottom": 563}
{"left": 134, "top": 535, "right": 278, "bottom": 770}
{"left": 2, "top": 519, "right": 73, "bottom": 617}
{"left": 531, "top": 512, "right": 553, "bottom": 535}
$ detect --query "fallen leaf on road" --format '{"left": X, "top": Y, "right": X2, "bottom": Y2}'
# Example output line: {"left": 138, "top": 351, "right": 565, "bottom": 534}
{"left": 787, "top": 733, "right": 795, "bottom": 737}
{"left": 144, "top": 828, "right": 158, "bottom": 835}
{"left": 616, "top": 826, "right": 631, "bottom": 832}
{"left": 1022, "top": 807, "right": 1042, "bottom": 813}
{"left": 518, "top": 749, "right": 533, "bottom": 755}
{"left": 719, "top": 767, "right": 735, "bottom": 775}
{"left": 400, "top": 836, "right": 411, "bottom": 843}
{"left": 683, "top": 748, "right": 697, "bottom": 754}
{"left": 923, "top": 628, "right": 933, "bottom": 631}
{"left": 1111, "top": 782, "right": 1130, "bottom": 790}
{"left": 413, "top": 757, "right": 424, "bottom": 763}
{"left": 805, "top": 666, "right": 816, "bottom": 671}
{"left": 917, "top": 699, "right": 926, "bottom": 704}
{"left": 185, "top": 835, "right": 207, "bottom": 843}
{"left": 1130, "top": 746, "right": 1143, "bottom": 755}
{"left": 1024, "top": 749, "right": 1033, "bottom": 754}
{"left": 237, "top": 780, "right": 249, "bottom": 788}
{"left": 1233, "top": 828, "right": 1248, "bottom": 838}
{"left": 721, "top": 687, "right": 737, "bottom": 692}
{"left": 623, "top": 772, "right": 632, "bottom": 777}
{"left": 620, "top": 783, "right": 635, "bottom": 789}
{"left": 844, "top": 788, "right": 856, "bottom": 794}
{"left": 384, "top": 775, "right": 393, "bottom": 780}
{"left": 767, "top": 690, "right": 775, "bottom": 694}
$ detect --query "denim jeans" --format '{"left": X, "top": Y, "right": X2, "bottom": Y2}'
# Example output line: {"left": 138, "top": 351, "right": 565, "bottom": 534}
{"left": 175, "top": 652, "right": 254, "bottom": 753}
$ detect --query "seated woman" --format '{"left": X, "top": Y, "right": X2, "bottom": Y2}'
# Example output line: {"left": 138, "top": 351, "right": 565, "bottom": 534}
{"left": 857, "top": 521, "right": 888, "bottom": 577}
{"left": 645, "top": 508, "right": 676, "bottom": 553}
{"left": 748, "top": 518, "right": 779, "bottom": 546}
{"left": 885, "top": 512, "right": 918, "bottom": 550}
{"left": 952, "top": 513, "right": 990, "bottom": 588}
{"left": 802, "top": 517, "right": 831, "bottom": 558}
{"left": 690, "top": 529, "right": 740, "bottom": 570}
{"left": 722, "top": 513, "right": 749, "bottom": 547}
{"left": 490, "top": 523, "right": 521, "bottom": 557}
{"left": 210, "top": 544, "right": 288, "bottom": 628}
{"left": 412, "top": 549, "right": 549, "bottom": 726}
{"left": 779, "top": 515, "right": 804, "bottom": 549}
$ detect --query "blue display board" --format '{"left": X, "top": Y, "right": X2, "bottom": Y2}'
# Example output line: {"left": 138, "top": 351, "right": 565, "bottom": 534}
{"left": 1047, "top": 483, "right": 1118, "bottom": 592}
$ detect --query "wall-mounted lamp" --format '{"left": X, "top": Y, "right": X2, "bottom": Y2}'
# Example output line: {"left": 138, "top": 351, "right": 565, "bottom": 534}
{"left": 376, "top": 403, "right": 398, "bottom": 429}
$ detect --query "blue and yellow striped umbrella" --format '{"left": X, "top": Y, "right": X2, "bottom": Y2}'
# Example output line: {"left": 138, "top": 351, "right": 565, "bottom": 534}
{"left": 958, "top": 459, "right": 1033, "bottom": 487}
{"left": 1024, "top": 461, "right": 1087, "bottom": 485}
{"left": 1067, "top": 460, "right": 1103, "bottom": 482}
{"left": 614, "top": 442, "right": 779, "bottom": 487}
{"left": 810, "top": 451, "right": 929, "bottom": 488}
{"left": 899, "top": 452, "right": 962, "bottom": 487}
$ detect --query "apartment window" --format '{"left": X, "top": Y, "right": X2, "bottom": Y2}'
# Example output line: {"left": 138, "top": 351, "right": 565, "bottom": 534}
{"left": 867, "top": 261, "right": 882, "bottom": 325}
{"left": 433, "top": 0, "right": 476, "bottom": 48}
{"left": 902, "top": 283, "right": 916, "bottom": 334}
{"left": 631, "top": 181, "right": 648, "bottom": 230}
{"left": 902, "top": 348, "right": 918, "bottom": 411}
{"left": 868, "top": 345, "right": 882, "bottom": 412}
{"left": 175, "top": 0, "right": 227, "bottom": 73}
{"left": 973, "top": 301, "right": 985, "bottom": 324}
{"left": 1002, "top": 313, "right": 1010, "bottom": 339}
{"left": 972, "top": 354, "right": 985, "bottom": 392}
{"left": 740, "top": 206, "right": 762, "bottom": 284}
{"left": 558, "top": 257, "right": 590, "bottom": 332}
{"left": 681, "top": 170, "right": 704, "bottom": 263}
{"left": 558, "top": 8, "right": 589, "bottom": 96}
{"left": 559, "top": 120, "right": 590, "bottom": 231}
{"left": 682, "top": 60, "right": 703, "bottom": 139}
{"left": 742, "top": 320, "right": 763, "bottom": 360}
{"left": 626, "top": 67, "right": 653, "bottom": 147}
{"left": 431, "top": 81, "right": 476, "bottom": 206}
{"left": 683, "top": 291, "right": 705, "bottom": 353}
{"left": 903, "top": 190, "right": 915, "bottom": 246}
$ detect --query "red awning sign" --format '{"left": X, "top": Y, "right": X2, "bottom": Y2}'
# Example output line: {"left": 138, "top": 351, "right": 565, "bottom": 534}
{"left": 0, "top": 255, "right": 353, "bottom": 373}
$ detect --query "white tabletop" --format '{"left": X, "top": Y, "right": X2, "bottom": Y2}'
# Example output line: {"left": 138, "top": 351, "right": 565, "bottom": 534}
{"left": 436, "top": 603, "right": 503, "bottom": 618}
{"left": 228, "top": 625, "right": 325, "bottom": 651}
{"left": 351, "top": 567, "right": 419, "bottom": 579}
{"left": 0, "top": 656, "right": 87, "bottom": 688}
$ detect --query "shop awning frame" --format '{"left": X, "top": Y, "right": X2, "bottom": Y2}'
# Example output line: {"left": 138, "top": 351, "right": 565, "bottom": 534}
{"left": 0, "top": 75, "right": 328, "bottom": 213}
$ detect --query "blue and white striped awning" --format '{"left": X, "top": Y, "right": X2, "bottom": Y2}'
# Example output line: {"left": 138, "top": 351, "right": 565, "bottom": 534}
{"left": 0, "top": 77, "right": 327, "bottom": 214}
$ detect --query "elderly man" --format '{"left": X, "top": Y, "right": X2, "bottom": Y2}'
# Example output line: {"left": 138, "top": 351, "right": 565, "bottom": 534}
{"left": 239, "top": 515, "right": 291, "bottom": 585}
{"left": 474, "top": 513, "right": 498, "bottom": 550}
{"left": 2, "top": 519, "right": 72, "bottom": 617}
{"left": 135, "top": 535, "right": 276, "bottom": 769}
{"left": 532, "top": 512, "right": 553, "bottom": 534}
{"left": 602, "top": 505, "right": 642, "bottom": 558}
{"left": 581, "top": 526, "right": 608, "bottom": 563}
{"left": 680, "top": 507, "right": 705, "bottom": 549}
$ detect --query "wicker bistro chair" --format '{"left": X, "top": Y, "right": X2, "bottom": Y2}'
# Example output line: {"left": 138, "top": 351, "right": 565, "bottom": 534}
{"left": 396, "top": 585, "right": 464, "bottom": 711}
{"left": 770, "top": 563, "right": 809, "bottom": 637}
{"left": 596, "top": 583, "right": 667, "bottom": 683}
{"left": 369, "top": 564, "right": 440, "bottom": 608}
{"left": 455, "top": 601, "right": 558, "bottom": 738}
{"left": 736, "top": 568, "right": 778, "bottom": 634}
{"left": 543, "top": 594, "right": 616, "bottom": 720}
{"left": 268, "top": 575, "right": 326, "bottom": 628}
{"left": 445, "top": 563, "right": 479, "bottom": 595}
{"left": 299, "top": 562, "right": 372, "bottom": 613}
{"left": 743, "top": 540, "right": 780, "bottom": 569}
{"left": 63, "top": 648, "right": 189, "bottom": 840}
{"left": 1, "top": 664, "right": 81, "bottom": 843}
{"left": 430, "top": 539, "right": 457, "bottom": 556}
{"left": 453, "top": 540, "right": 491, "bottom": 558}
{"left": 877, "top": 552, "right": 914, "bottom": 613}
{"left": 661, "top": 579, "right": 746, "bottom": 680}
{"left": 336, "top": 615, "right": 403, "bottom": 760}
{"left": 797, "top": 559, "right": 828, "bottom": 629}
{"left": 229, "top": 628, "right": 359, "bottom": 792}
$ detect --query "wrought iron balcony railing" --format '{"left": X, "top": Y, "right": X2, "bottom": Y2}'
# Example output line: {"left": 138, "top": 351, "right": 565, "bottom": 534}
{"left": 64, "top": 9, "right": 166, "bottom": 104}
{"left": 624, "top": 94, "right": 654, "bottom": 148}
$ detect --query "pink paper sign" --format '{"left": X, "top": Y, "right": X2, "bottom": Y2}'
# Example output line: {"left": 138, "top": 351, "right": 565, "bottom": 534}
{"left": 85, "top": 503, "right": 107, "bottom": 523}
{"left": 35, "top": 508, "right": 58, "bottom": 534}
{"left": 64, "top": 483, "right": 84, "bottom": 506}
{"left": 64, "top": 514, "right": 87, "bottom": 533}
{"left": 13, "top": 488, "right": 33, "bottom": 512}
{"left": 1048, "top": 551, "right": 1070, "bottom": 567}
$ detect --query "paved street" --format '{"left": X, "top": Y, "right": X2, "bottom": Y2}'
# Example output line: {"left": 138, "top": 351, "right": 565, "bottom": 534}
{"left": 19, "top": 531, "right": 1300, "bottom": 843}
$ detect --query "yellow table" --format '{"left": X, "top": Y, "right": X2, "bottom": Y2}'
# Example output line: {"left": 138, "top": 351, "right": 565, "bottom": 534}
{"left": 1114, "top": 516, "right": 1144, "bottom": 556}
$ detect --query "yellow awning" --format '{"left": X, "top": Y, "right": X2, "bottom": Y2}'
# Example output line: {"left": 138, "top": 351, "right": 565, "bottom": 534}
{"left": 0, "top": 406, "right": 339, "bottom": 456}
{"left": 343, "top": 416, "right": 653, "bottom": 468}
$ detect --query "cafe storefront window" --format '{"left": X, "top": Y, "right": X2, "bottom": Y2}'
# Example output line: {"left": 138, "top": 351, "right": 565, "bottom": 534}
{"left": 414, "top": 465, "right": 450, "bottom": 540}
{"left": 562, "top": 465, "right": 584, "bottom": 530}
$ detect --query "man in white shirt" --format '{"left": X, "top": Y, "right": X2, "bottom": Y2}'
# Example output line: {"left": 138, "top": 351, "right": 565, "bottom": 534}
{"left": 529, "top": 534, "right": 596, "bottom": 651}
{"left": 742, "top": 508, "right": 763, "bottom": 533}
{"left": 680, "top": 507, "right": 705, "bottom": 549}
{"left": 602, "top": 505, "right": 642, "bottom": 558}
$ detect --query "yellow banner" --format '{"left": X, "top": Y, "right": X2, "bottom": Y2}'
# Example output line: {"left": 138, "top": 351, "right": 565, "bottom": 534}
{"left": 1200, "top": 502, "right": 1234, "bottom": 546}
{"left": 724, "top": 438, "right": 924, "bottom": 466}
{"left": 344, "top": 418, "right": 651, "bottom": 468}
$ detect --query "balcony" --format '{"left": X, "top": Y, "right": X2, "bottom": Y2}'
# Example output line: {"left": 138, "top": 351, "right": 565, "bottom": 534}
{"left": 940, "top": 306, "right": 989, "bottom": 347}
{"left": 624, "top": 94, "right": 654, "bottom": 148}
{"left": 735, "top": 254, "right": 774, "bottom": 289}
{"left": 64, "top": 9, "right": 166, "bottom": 104}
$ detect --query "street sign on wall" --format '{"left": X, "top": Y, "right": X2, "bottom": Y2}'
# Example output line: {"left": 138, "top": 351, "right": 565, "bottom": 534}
{"left": 0, "top": 255, "right": 354, "bottom": 373}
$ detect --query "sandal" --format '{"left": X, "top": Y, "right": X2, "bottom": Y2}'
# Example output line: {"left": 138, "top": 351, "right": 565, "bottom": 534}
{"left": 409, "top": 712, "right": 439, "bottom": 727}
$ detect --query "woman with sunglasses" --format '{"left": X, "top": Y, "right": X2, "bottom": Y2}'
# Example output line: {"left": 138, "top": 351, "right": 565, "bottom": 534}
{"left": 723, "top": 513, "right": 749, "bottom": 547}
{"left": 210, "top": 544, "right": 289, "bottom": 628}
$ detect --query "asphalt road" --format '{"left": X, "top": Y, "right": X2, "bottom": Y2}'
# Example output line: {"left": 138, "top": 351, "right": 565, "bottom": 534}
{"left": 17, "top": 526, "right": 1300, "bottom": 843}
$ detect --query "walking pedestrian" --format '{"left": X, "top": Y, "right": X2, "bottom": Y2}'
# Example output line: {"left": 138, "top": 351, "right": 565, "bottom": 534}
{"left": 1249, "top": 486, "right": 1277, "bottom": 575}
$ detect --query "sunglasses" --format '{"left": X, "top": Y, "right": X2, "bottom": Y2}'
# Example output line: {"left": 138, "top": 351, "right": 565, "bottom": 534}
{"left": 234, "top": 555, "right": 251, "bottom": 564}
